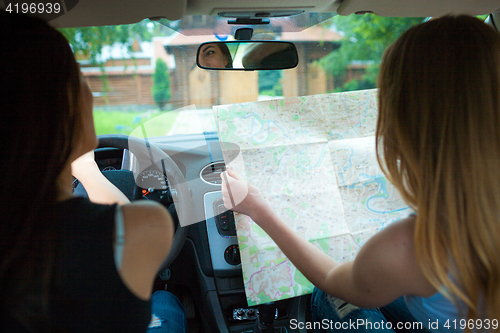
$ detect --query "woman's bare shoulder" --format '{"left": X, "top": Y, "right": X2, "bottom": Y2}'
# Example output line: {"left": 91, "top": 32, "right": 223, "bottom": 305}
{"left": 121, "top": 201, "right": 174, "bottom": 261}
{"left": 122, "top": 200, "right": 173, "bottom": 228}
{"left": 349, "top": 215, "right": 436, "bottom": 305}
{"left": 118, "top": 201, "right": 174, "bottom": 300}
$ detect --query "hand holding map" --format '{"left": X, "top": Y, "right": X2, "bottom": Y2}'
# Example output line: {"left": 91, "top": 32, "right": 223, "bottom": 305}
{"left": 221, "top": 167, "right": 271, "bottom": 221}
{"left": 214, "top": 89, "right": 411, "bottom": 306}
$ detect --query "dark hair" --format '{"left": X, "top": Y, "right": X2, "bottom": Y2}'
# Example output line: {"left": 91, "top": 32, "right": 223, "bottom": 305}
{"left": 0, "top": 11, "right": 81, "bottom": 329}
{"left": 218, "top": 43, "right": 233, "bottom": 69}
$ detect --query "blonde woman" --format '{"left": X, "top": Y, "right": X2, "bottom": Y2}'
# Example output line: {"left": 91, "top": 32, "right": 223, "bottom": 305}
{"left": 222, "top": 15, "right": 500, "bottom": 332}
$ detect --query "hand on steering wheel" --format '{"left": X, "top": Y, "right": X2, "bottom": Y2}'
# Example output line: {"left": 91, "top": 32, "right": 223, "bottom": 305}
{"left": 75, "top": 134, "right": 191, "bottom": 271}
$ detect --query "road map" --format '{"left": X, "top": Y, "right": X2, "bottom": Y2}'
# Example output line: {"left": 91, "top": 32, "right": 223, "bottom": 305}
{"left": 213, "top": 89, "right": 411, "bottom": 306}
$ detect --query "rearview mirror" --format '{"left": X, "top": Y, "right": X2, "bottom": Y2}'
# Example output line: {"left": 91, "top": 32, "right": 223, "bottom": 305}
{"left": 196, "top": 41, "right": 298, "bottom": 71}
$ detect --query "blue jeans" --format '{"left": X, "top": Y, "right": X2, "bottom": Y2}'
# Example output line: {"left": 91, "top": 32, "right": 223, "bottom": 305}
{"left": 147, "top": 291, "right": 186, "bottom": 333}
{"left": 311, "top": 288, "right": 430, "bottom": 333}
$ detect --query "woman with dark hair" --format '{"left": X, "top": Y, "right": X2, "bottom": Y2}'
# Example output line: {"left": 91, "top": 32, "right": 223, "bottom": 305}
{"left": 198, "top": 42, "right": 233, "bottom": 69}
{"left": 0, "top": 12, "right": 185, "bottom": 332}
{"left": 222, "top": 15, "right": 500, "bottom": 332}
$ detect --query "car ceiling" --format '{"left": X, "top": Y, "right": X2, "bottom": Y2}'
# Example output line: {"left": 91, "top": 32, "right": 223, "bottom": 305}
{"left": 1, "top": 0, "right": 500, "bottom": 28}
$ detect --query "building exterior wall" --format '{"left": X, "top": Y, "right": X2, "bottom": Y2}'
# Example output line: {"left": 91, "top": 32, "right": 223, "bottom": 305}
{"left": 104, "top": 58, "right": 151, "bottom": 67}
{"left": 81, "top": 40, "right": 360, "bottom": 109}
{"left": 282, "top": 67, "right": 299, "bottom": 98}
{"left": 307, "top": 62, "right": 327, "bottom": 95}
{"left": 344, "top": 65, "right": 368, "bottom": 84}
{"left": 219, "top": 71, "right": 259, "bottom": 105}
{"left": 85, "top": 74, "right": 155, "bottom": 106}
{"left": 189, "top": 66, "right": 216, "bottom": 107}
{"left": 168, "top": 45, "right": 198, "bottom": 108}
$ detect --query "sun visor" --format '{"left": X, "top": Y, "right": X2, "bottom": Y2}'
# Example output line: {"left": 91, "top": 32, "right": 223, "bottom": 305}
{"left": 337, "top": 0, "right": 500, "bottom": 17}
{"left": 22, "top": 0, "right": 188, "bottom": 28}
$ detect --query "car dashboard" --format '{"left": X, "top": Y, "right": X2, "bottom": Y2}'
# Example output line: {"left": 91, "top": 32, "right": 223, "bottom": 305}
{"left": 86, "top": 132, "right": 309, "bottom": 332}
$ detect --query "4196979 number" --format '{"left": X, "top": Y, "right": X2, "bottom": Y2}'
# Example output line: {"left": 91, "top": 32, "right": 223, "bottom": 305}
{"left": 6, "top": 2, "right": 61, "bottom": 14}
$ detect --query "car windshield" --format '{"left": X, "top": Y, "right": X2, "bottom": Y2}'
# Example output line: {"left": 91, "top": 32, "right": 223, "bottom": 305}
{"left": 62, "top": 14, "right": 427, "bottom": 138}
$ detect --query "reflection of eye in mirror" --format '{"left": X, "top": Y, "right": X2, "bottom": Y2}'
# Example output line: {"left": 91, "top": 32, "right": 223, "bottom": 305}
{"left": 198, "top": 43, "right": 233, "bottom": 69}
{"left": 197, "top": 41, "right": 298, "bottom": 71}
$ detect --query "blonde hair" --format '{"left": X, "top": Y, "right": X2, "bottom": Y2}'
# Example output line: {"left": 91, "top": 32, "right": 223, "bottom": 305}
{"left": 377, "top": 15, "right": 500, "bottom": 323}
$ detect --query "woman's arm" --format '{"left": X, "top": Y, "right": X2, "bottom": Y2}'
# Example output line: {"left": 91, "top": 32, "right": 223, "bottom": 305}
{"left": 73, "top": 151, "right": 175, "bottom": 299}
{"left": 119, "top": 201, "right": 174, "bottom": 300}
{"left": 221, "top": 168, "right": 435, "bottom": 307}
{"left": 71, "top": 151, "right": 130, "bottom": 205}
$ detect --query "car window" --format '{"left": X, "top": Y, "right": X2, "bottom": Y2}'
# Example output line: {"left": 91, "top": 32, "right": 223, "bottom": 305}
{"left": 61, "top": 14, "right": 424, "bottom": 138}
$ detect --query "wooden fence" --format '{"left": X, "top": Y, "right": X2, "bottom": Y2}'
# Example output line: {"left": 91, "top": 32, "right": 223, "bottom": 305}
{"left": 84, "top": 73, "right": 155, "bottom": 107}
{"left": 84, "top": 64, "right": 358, "bottom": 109}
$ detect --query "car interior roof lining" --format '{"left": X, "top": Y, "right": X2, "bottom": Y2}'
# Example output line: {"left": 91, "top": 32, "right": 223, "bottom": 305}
{"left": 3, "top": 0, "right": 500, "bottom": 29}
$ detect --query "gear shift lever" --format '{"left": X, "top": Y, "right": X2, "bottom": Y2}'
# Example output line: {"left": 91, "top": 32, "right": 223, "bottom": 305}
{"left": 253, "top": 302, "right": 276, "bottom": 333}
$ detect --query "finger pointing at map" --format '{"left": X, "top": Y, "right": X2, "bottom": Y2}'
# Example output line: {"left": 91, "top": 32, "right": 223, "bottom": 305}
{"left": 221, "top": 167, "right": 272, "bottom": 223}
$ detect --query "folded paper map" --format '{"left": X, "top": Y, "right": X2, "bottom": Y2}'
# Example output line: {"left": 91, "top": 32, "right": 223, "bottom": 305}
{"left": 213, "top": 89, "right": 411, "bottom": 306}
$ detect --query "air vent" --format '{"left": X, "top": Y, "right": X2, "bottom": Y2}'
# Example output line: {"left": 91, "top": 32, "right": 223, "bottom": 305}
{"left": 200, "top": 161, "right": 226, "bottom": 185}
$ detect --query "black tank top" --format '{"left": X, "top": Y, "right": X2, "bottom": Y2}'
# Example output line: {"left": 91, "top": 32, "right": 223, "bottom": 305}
{"left": 49, "top": 197, "right": 151, "bottom": 332}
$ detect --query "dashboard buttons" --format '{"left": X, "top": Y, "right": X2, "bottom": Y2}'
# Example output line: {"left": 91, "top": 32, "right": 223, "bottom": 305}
{"left": 224, "top": 244, "right": 241, "bottom": 265}
{"left": 232, "top": 308, "right": 278, "bottom": 321}
{"left": 233, "top": 308, "right": 258, "bottom": 320}
{"left": 213, "top": 198, "right": 237, "bottom": 237}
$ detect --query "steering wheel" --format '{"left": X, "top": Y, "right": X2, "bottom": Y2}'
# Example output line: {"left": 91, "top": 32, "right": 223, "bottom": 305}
{"left": 97, "top": 134, "right": 190, "bottom": 271}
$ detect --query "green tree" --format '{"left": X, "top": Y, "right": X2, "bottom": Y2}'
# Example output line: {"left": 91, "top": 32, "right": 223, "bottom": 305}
{"left": 59, "top": 22, "right": 151, "bottom": 64}
{"left": 320, "top": 14, "right": 424, "bottom": 91}
{"left": 151, "top": 58, "right": 171, "bottom": 110}
{"left": 259, "top": 70, "right": 283, "bottom": 96}
{"left": 58, "top": 20, "right": 176, "bottom": 102}
{"left": 58, "top": 20, "right": 176, "bottom": 65}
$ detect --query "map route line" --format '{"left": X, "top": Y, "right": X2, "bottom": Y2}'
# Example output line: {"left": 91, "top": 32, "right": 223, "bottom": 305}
{"left": 296, "top": 141, "right": 330, "bottom": 170}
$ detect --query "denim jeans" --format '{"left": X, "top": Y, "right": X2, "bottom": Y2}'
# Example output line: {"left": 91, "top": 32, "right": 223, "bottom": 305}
{"left": 311, "top": 288, "right": 430, "bottom": 333}
{"left": 147, "top": 291, "right": 186, "bottom": 333}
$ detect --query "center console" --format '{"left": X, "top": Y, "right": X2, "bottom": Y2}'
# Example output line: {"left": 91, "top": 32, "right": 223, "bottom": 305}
{"left": 203, "top": 191, "right": 309, "bottom": 332}
{"left": 204, "top": 191, "right": 241, "bottom": 275}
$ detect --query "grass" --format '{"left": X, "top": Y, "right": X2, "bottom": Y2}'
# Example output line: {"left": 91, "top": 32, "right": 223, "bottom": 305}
{"left": 93, "top": 109, "right": 179, "bottom": 137}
